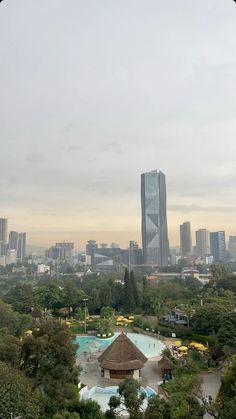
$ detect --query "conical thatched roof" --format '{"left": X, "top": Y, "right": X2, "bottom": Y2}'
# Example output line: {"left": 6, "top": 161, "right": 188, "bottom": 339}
{"left": 98, "top": 333, "right": 148, "bottom": 370}
{"left": 158, "top": 356, "right": 173, "bottom": 370}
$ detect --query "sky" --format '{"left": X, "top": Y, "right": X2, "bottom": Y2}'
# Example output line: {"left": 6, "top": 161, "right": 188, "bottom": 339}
{"left": 0, "top": 0, "right": 236, "bottom": 250}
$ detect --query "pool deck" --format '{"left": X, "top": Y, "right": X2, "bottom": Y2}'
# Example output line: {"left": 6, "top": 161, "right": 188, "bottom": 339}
{"left": 77, "top": 350, "right": 163, "bottom": 392}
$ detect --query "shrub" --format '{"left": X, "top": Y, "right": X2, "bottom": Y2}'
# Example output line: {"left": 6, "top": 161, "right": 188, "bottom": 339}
{"left": 133, "top": 316, "right": 144, "bottom": 328}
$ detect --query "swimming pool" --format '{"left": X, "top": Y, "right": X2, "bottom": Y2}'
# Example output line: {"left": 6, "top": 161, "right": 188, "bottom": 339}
{"left": 76, "top": 332, "right": 165, "bottom": 358}
{"left": 80, "top": 385, "right": 157, "bottom": 413}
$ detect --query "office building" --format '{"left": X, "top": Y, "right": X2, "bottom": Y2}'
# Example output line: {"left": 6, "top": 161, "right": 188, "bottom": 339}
{"left": 86, "top": 240, "right": 98, "bottom": 256}
{"left": 229, "top": 236, "right": 236, "bottom": 260}
{"left": 91, "top": 247, "right": 123, "bottom": 272}
{"left": 46, "top": 246, "right": 61, "bottom": 260}
{"left": 46, "top": 242, "right": 74, "bottom": 261}
{"left": 55, "top": 242, "right": 74, "bottom": 260}
{"left": 195, "top": 229, "right": 210, "bottom": 257}
{"left": 180, "top": 221, "right": 192, "bottom": 256}
{"left": 0, "top": 218, "right": 8, "bottom": 255}
{"left": 141, "top": 169, "right": 169, "bottom": 267}
{"left": 210, "top": 231, "right": 226, "bottom": 262}
{"left": 9, "top": 231, "right": 19, "bottom": 251}
{"left": 17, "top": 232, "right": 26, "bottom": 261}
{"left": 111, "top": 242, "right": 120, "bottom": 249}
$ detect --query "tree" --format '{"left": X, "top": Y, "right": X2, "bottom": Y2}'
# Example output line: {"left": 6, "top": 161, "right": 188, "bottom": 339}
{"left": 63, "top": 283, "right": 86, "bottom": 317}
{"left": 109, "top": 378, "right": 146, "bottom": 417}
{"left": 210, "top": 264, "right": 229, "bottom": 281}
{"left": 38, "top": 282, "right": 62, "bottom": 312}
{"left": 98, "top": 306, "right": 115, "bottom": 335}
{"left": 20, "top": 320, "right": 79, "bottom": 416}
{"left": 130, "top": 271, "right": 140, "bottom": 306}
{"left": 0, "top": 361, "right": 42, "bottom": 419}
{"left": 191, "top": 304, "right": 228, "bottom": 335}
{"left": 163, "top": 368, "right": 205, "bottom": 419}
{"left": 70, "top": 399, "right": 105, "bottom": 419}
{"left": 0, "top": 299, "right": 31, "bottom": 337}
{"left": 145, "top": 395, "right": 171, "bottom": 419}
{"left": 52, "top": 411, "right": 81, "bottom": 419}
{"left": 0, "top": 335, "right": 21, "bottom": 368}
{"left": 123, "top": 269, "right": 135, "bottom": 313}
{"left": 217, "top": 312, "right": 236, "bottom": 348}
{"left": 216, "top": 275, "right": 236, "bottom": 294}
{"left": 4, "top": 283, "right": 35, "bottom": 313}
{"left": 216, "top": 356, "right": 236, "bottom": 418}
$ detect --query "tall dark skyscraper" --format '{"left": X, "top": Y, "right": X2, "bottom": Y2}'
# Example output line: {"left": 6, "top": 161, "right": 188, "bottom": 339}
{"left": 195, "top": 229, "right": 210, "bottom": 256}
{"left": 17, "top": 232, "right": 26, "bottom": 261}
{"left": 180, "top": 221, "right": 192, "bottom": 256}
{"left": 210, "top": 231, "right": 226, "bottom": 262}
{"left": 141, "top": 169, "right": 169, "bottom": 267}
{"left": 0, "top": 218, "right": 8, "bottom": 256}
{"left": 9, "top": 231, "right": 19, "bottom": 251}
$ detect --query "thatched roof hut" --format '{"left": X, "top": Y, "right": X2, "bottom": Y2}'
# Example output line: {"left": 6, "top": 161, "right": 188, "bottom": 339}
{"left": 98, "top": 333, "right": 148, "bottom": 379}
{"left": 158, "top": 356, "right": 173, "bottom": 378}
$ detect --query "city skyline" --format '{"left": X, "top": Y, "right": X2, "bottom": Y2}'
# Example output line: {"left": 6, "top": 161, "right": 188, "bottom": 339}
{"left": 1, "top": 1, "right": 236, "bottom": 248}
{"left": 1, "top": 212, "right": 236, "bottom": 256}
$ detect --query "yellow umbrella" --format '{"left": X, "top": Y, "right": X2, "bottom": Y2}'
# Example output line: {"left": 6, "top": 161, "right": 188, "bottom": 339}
{"left": 129, "top": 316, "right": 134, "bottom": 320}
{"left": 189, "top": 342, "right": 199, "bottom": 347}
{"left": 25, "top": 330, "right": 32, "bottom": 335}
{"left": 174, "top": 340, "right": 182, "bottom": 347}
{"left": 196, "top": 344, "right": 208, "bottom": 351}
{"left": 179, "top": 346, "right": 188, "bottom": 351}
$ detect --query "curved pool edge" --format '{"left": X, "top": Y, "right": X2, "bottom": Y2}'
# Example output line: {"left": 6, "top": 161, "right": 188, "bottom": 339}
{"left": 76, "top": 332, "right": 166, "bottom": 359}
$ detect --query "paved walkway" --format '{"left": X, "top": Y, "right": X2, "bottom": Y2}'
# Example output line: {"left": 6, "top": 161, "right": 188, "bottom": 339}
{"left": 199, "top": 368, "right": 224, "bottom": 419}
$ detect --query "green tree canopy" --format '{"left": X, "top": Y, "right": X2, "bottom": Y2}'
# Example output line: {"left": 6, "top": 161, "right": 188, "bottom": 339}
{"left": 218, "top": 312, "right": 236, "bottom": 348}
{"left": 145, "top": 394, "right": 171, "bottom": 419}
{"left": 0, "top": 361, "right": 42, "bottom": 419}
{"left": 191, "top": 303, "right": 229, "bottom": 335}
{"left": 109, "top": 377, "right": 146, "bottom": 417}
{"left": 0, "top": 299, "right": 31, "bottom": 337}
{"left": 21, "top": 320, "right": 79, "bottom": 416}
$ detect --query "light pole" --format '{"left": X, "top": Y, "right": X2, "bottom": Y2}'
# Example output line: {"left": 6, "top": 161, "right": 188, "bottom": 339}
{"left": 83, "top": 298, "right": 88, "bottom": 334}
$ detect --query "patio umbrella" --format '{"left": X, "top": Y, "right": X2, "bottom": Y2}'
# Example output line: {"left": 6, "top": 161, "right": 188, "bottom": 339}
{"left": 179, "top": 346, "right": 188, "bottom": 351}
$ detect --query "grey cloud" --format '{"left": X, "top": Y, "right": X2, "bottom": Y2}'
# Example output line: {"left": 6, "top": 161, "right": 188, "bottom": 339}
{"left": 25, "top": 153, "right": 45, "bottom": 163}
{"left": 0, "top": 0, "right": 236, "bottom": 240}
{"left": 67, "top": 145, "right": 82, "bottom": 152}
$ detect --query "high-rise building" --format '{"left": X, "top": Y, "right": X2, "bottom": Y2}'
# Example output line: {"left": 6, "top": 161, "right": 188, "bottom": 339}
{"left": 86, "top": 240, "right": 98, "bottom": 256}
{"left": 9, "top": 231, "right": 19, "bottom": 251}
{"left": 141, "top": 169, "right": 169, "bottom": 267}
{"left": 180, "top": 221, "right": 192, "bottom": 256}
{"left": 111, "top": 242, "right": 120, "bottom": 249}
{"left": 210, "top": 231, "right": 226, "bottom": 262}
{"left": 195, "top": 229, "right": 210, "bottom": 257}
{"left": 228, "top": 236, "right": 236, "bottom": 260}
{"left": 17, "top": 232, "right": 26, "bottom": 261}
{"left": 56, "top": 242, "right": 74, "bottom": 260}
{"left": 0, "top": 218, "right": 8, "bottom": 256}
{"left": 91, "top": 247, "right": 123, "bottom": 272}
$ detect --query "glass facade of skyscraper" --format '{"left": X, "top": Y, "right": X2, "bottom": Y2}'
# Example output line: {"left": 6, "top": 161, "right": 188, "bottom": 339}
{"left": 141, "top": 170, "right": 169, "bottom": 267}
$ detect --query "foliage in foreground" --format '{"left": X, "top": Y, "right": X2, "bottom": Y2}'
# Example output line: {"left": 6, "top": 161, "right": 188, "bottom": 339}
{"left": 0, "top": 361, "right": 42, "bottom": 419}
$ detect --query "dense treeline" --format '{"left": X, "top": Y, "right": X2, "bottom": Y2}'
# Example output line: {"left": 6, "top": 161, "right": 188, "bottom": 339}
{"left": 0, "top": 302, "right": 104, "bottom": 418}
{"left": 0, "top": 264, "right": 236, "bottom": 417}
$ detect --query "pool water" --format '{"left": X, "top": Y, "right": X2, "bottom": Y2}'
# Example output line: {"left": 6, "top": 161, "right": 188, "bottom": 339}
{"left": 76, "top": 332, "right": 165, "bottom": 358}
{"left": 80, "top": 385, "right": 157, "bottom": 413}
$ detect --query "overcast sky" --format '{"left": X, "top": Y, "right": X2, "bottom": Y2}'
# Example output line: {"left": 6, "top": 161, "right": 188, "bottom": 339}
{"left": 0, "top": 0, "right": 236, "bottom": 249}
